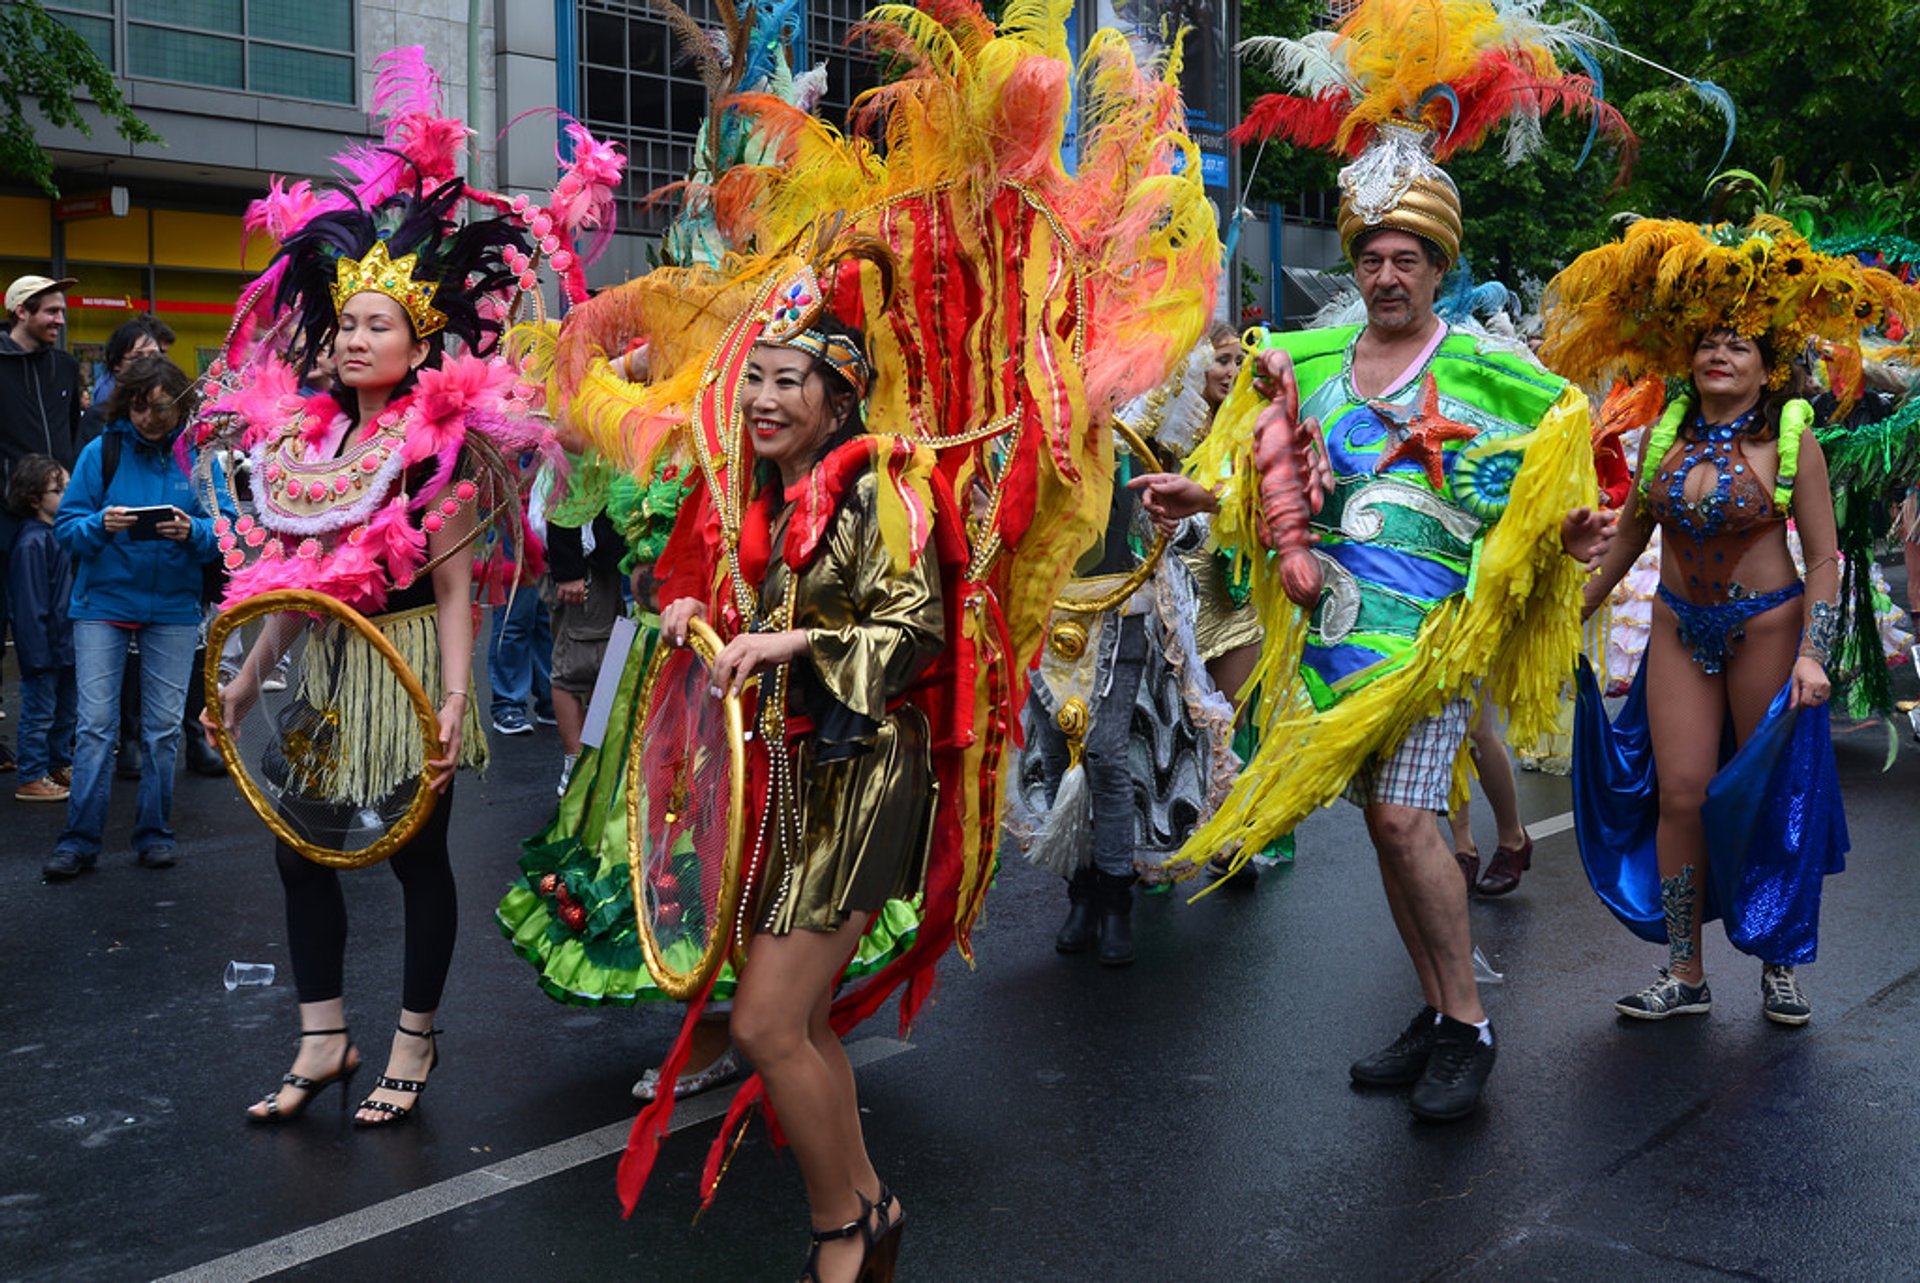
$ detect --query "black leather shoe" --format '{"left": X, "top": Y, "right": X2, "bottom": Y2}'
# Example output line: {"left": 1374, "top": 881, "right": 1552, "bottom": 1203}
{"left": 136, "top": 845, "right": 177, "bottom": 870}
{"left": 1409, "top": 1016, "right": 1496, "bottom": 1121}
{"left": 184, "top": 732, "right": 228, "bottom": 777}
{"left": 116, "top": 737, "right": 145, "bottom": 781}
{"left": 43, "top": 849, "right": 95, "bottom": 880}
{"left": 1094, "top": 871, "right": 1136, "bottom": 967}
{"left": 1054, "top": 867, "right": 1097, "bottom": 954}
{"left": 1350, "top": 1006, "right": 1438, "bottom": 1087}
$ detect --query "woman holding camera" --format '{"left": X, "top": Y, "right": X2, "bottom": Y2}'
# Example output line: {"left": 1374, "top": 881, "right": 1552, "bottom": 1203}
{"left": 44, "top": 356, "right": 225, "bottom": 879}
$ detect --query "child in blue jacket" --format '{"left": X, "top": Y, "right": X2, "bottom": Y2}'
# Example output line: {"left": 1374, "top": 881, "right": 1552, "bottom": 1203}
{"left": 8, "top": 453, "right": 75, "bottom": 802}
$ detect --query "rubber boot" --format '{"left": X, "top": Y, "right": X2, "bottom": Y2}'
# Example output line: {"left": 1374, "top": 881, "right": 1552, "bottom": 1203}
{"left": 1095, "top": 871, "right": 1137, "bottom": 967}
{"left": 1054, "top": 867, "right": 1097, "bottom": 954}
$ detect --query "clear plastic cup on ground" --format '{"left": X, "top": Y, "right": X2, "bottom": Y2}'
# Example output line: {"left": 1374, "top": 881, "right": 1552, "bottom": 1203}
{"left": 1472, "top": 945, "right": 1505, "bottom": 985}
{"left": 223, "top": 961, "right": 276, "bottom": 991}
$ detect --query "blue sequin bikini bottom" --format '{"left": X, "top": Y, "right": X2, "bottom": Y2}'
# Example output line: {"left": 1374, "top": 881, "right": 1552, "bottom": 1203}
{"left": 1657, "top": 581, "right": 1804, "bottom": 675}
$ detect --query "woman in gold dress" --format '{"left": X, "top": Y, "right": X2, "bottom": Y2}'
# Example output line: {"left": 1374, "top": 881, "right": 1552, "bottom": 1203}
{"left": 658, "top": 313, "right": 941, "bottom": 1283}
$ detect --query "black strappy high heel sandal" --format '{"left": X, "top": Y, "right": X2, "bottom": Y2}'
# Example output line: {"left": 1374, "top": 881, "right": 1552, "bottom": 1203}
{"left": 799, "top": 1215, "right": 865, "bottom": 1283}
{"left": 860, "top": 1185, "right": 905, "bottom": 1283}
{"left": 354, "top": 1025, "right": 439, "bottom": 1128}
{"left": 248, "top": 1027, "right": 358, "bottom": 1123}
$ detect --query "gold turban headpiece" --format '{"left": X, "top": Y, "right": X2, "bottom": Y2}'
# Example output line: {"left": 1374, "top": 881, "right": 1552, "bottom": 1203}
{"left": 1335, "top": 121, "right": 1463, "bottom": 267}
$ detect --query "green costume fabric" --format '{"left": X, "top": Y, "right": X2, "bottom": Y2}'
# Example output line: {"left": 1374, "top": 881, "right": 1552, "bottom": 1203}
{"left": 1262, "top": 324, "right": 1569, "bottom": 708}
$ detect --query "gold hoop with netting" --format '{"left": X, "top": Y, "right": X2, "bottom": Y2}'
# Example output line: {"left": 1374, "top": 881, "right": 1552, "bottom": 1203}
{"left": 626, "top": 616, "right": 749, "bottom": 999}
{"left": 205, "top": 589, "right": 444, "bottom": 869}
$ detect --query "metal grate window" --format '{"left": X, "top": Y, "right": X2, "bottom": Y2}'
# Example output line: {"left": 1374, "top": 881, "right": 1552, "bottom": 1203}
{"left": 577, "top": 0, "right": 733, "bottom": 235}
{"left": 576, "top": 0, "right": 884, "bottom": 238}
{"left": 44, "top": 0, "right": 356, "bottom": 104}
{"left": 806, "top": 1, "right": 883, "bottom": 131}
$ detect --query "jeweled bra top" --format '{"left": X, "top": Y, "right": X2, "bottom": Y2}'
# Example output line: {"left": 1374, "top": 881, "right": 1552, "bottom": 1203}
{"left": 1645, "top": 408, "right": 1785, "bottom": 605}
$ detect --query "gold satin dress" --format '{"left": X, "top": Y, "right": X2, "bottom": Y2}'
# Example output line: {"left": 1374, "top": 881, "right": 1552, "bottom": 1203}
{"left": 753, "top": 471, "right": 945, "bottom": 936}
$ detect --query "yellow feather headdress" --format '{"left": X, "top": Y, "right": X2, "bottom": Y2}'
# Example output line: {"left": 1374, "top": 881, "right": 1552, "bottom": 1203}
{"left": 1540, "top": 214, "right": 1920, "bottom": 391}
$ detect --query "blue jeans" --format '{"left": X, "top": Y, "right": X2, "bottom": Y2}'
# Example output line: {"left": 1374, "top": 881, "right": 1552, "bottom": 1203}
{"left": 17, "top": 666, "right": 77, "bottom": 781}
{"left": 58, "top": 621, "right": 197, "bottom": 858}
{"left": 488, "top": 588, "right": 552, "bottom": 721}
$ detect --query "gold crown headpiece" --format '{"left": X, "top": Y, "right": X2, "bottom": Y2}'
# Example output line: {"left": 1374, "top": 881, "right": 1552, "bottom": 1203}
{"left": 1541, "top": 214, "right": 1920, "bottom": 391}
{"left": 754, "top": 265, "right": 873, "bottom": 400}
{"left": 331, "top": 240, "right": 448, "bottom": 337}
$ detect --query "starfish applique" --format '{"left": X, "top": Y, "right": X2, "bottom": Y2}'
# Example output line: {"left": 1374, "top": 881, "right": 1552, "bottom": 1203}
{"left": 1370, "top": 374, "right": 1478, "bottom": 490}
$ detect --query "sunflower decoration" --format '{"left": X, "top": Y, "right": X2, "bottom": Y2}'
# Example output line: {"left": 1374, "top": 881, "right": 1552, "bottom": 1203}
{"left": 1542, "top": 214, "right": 1920, "bottom": 395}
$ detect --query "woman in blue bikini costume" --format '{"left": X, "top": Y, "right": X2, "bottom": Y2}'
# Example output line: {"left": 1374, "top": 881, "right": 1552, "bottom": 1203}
{"left": 1543, "top": 216, "right": 1918, "bottom": 1028}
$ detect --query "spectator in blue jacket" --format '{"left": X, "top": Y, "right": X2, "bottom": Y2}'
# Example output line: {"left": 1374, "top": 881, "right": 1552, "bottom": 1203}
{"left": 44, "top": 357, "right": 227, "bottom": 880}
{"left": 8, "top": 454, "right": 76, "bottom": 803}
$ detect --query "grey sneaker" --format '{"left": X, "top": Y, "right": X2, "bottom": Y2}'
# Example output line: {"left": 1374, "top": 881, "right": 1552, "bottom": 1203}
{"left": 631, "top": 1049, "right": 740, "bottom": 1102}
{"left": 1761, "top": 964, "right": 1811, "bottom": 1026}
{"left": 1615, "top": 970, "right": 1712, "bottom": 1020}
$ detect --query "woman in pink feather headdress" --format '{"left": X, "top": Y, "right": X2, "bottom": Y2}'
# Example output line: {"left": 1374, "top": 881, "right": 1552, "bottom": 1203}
{"left": 193, "top": 47, "right": 621, "bottom": 1129}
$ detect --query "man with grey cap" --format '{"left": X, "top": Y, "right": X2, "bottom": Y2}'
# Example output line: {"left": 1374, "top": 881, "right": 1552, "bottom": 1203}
{"left": 2, "top": 274, "right": 82, "bottom": 772}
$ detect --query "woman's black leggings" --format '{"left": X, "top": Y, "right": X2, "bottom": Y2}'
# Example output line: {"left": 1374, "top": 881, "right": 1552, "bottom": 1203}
{"left": 274, "top": 785, "right": 458, "bottom": 1012}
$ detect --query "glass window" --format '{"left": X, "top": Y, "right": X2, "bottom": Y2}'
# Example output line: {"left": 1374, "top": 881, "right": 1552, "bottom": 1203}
{"left": 129, "top": 0, "right": 241, "bottom": 32}
{"left": 46, "top": 9, "right": 115, "bottom": 65}
{"left": 587, "top": 68, "right": 628, "bottom": 128}
{"left": 249, "top": 44, "right": 353, "bottom": 103}
{"left": 249, "top": 0, "right": 351, "bottom": 52}
{"left": 48, "top": 0, "right": 356, "bottom": 103}
{"left": 129, "top": 26, "right": 244, "bottom": 89}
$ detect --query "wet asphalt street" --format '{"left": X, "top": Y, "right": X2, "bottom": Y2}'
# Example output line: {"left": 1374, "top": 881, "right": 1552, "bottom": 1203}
{"left": 4, "top": 646, "right": 1919, "bottom": 1282}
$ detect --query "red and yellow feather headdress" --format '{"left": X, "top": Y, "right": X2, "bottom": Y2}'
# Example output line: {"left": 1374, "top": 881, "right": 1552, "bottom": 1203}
{"left": 1232, "top": 0, "right": 1633, "bottom": 265}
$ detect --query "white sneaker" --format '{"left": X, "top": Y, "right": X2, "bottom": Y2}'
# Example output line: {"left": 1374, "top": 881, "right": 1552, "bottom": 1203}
{"left": 556, "top": 753, "right": 578, "bottom": 798}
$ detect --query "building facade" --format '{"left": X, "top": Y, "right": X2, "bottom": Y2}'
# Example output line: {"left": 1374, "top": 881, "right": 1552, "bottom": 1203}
{"left": 8, "top": 0, "right": 1247, "bottom": 380}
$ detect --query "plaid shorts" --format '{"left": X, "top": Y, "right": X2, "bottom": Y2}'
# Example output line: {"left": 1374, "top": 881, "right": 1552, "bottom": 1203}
{"left": 1341, "top": 698, "right": 1472, "bottom": 814}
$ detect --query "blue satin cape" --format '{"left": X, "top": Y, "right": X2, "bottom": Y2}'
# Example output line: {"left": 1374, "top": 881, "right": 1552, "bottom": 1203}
{"left": 1571, "top": 658, "right": 1847, "bottom": 964}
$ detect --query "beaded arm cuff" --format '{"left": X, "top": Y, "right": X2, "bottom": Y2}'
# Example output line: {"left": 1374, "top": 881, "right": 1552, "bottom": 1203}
{"left": 1800, "top": 598, "right": 1838, "bottom": 663}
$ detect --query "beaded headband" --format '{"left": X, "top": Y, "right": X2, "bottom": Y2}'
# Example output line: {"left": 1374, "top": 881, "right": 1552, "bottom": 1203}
{"left": 754, "top": 265, "right": 873, "bottom": 399}
{"left": 331, "top": 240, "right": 448, "bottom": 337}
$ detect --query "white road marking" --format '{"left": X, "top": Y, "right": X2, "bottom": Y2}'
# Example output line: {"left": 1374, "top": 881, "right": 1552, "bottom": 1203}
{"left": 1529, "top": 810, "right": 1574, "bottom": 840}
{"left": 155, "top": 1036, "right": 914, "bottom": 1283}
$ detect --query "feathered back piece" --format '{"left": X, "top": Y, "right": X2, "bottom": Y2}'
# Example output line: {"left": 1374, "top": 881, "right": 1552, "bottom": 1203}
{"left": 1541, "top": 214, "right": 1920, "bottom": 395}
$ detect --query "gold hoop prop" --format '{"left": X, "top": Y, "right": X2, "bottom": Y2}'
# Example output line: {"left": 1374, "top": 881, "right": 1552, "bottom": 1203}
{"left": 1051, "top": 421, "right": 1169, "bottom": 615}
{"left": 626, "top": 616, "right": 749, "bottom": 1000}
{"left": 204, "top": 589, "right": 444, "bottom": 869}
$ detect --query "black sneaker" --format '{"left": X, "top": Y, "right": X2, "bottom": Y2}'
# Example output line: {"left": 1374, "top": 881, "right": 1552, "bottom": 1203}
{"left": 1409, "top": 1016, "right": 1496, "bottom": 1121}
{"left": 1350, "top": 1005, "right": 1438, "bottom": 1087}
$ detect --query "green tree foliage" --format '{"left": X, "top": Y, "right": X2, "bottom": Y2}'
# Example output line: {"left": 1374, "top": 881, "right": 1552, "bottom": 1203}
{"left": 0, "top": 0, "right": 161, "bottom": 197}
{"left": 1234, "top": 0, "right": 1920, "bottom": 280}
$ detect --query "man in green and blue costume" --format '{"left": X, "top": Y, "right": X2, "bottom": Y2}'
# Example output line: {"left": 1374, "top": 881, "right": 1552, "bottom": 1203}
{"left": 1135, "top": 148, "right": 1612, "bottom": 1122}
